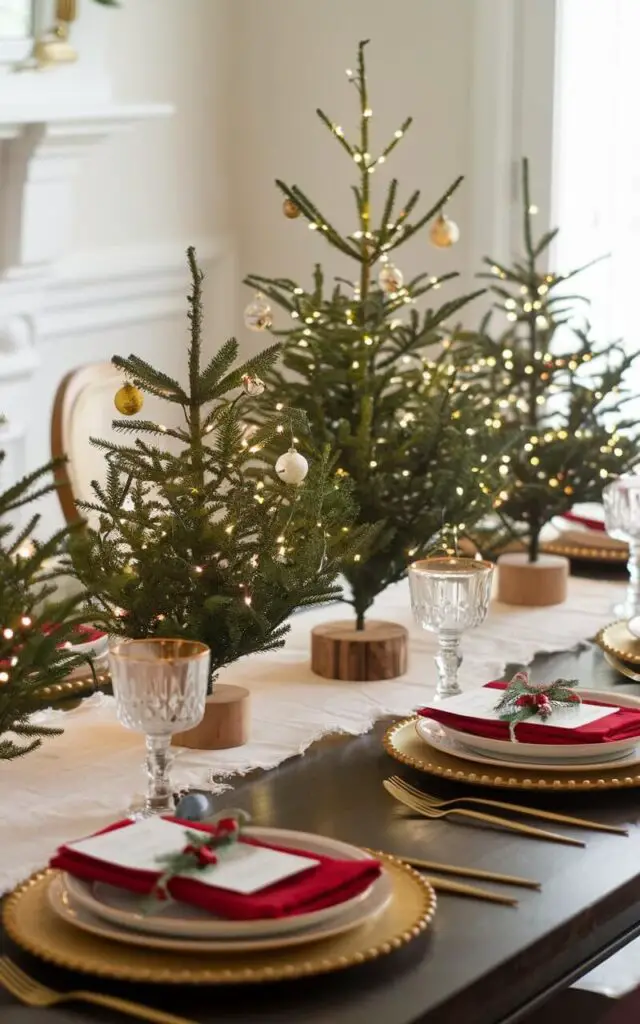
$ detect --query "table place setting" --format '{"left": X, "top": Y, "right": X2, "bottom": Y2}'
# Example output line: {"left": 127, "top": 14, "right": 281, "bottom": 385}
{"left": 385, "top": 668, "right": 640, "bottom": 792}
{"left": 3, "top": 811, "right": 437, "bottom": 988}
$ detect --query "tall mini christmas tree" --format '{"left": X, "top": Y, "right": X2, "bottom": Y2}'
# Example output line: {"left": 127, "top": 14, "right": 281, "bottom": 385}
{"left": 0, "top": 454, "right": 92, "bottom": 760}
{"left": 68, "top": 248, "right": 368, "bottom": 680}
{"left": 244, "top": 40, "right": 505, "bottom": 630}
{"left": 460, "top": 158, "right": 640, "bottom": 562}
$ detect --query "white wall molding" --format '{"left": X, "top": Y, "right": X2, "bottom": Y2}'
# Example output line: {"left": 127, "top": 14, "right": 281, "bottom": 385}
{"left": 38, "top": 236, "right": 229, "bottom": 339}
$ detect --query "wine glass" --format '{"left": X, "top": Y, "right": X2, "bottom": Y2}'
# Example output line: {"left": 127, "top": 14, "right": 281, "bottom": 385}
{"left": 408, "top": 556, "right": 494, "bottom": 700}
{"left": 603, "top": 476, "right": 640, "bottom": 619}
{"left": 109, "top": 638, "right": 210, "bottom": 817}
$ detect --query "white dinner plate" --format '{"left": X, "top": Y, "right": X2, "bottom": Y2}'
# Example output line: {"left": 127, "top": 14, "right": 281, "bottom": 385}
{"left": 416, "top": 689, "right": 640, "bottom": 773}
{"left": 428, "top": 687, "right": 640, "bottom": 765}
{"left": 61, "top": 827, "right": 383, "bottom": 941}
{"left": 627, "top": 617, "right": 640, "bottom": 640}
{"left": 48, "top": 870, "right": 393, "bottom": 954}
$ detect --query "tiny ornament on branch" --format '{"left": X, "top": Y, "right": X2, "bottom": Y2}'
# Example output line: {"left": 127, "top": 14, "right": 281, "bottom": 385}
{"left": 378, "top": 263, "right": 404, "bottom": 294}
{"left": 282, "top": 198, "right": 301, "bottom": 219}
{"left": 114, "top": 383, "right": 144, "bottom": 416}
{"left": 275, "top": 447, "right": 309, "bottom": 486}
{"left": 429, "top": 212, "right": 460, "bottom": 249}
{"left": 244, "top": 293, "right": 273, "bottom": 332}
{"left": 241, "top": 374, "right": 266, "bottom": 397}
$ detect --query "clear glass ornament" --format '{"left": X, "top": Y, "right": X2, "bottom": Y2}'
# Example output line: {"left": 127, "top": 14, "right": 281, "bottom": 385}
{"left": 378, "top": 263, "right": 404, "bottom": 294}
{"left": 244, "top": 293, "right": 273, "bottom": 332}
{"left": 603, "top": 476, "right": 640, "bottom": 618}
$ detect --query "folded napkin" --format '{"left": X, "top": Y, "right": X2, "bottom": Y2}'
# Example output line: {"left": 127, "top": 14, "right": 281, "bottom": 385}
{"left": 561, "top": 510, "right": 606, "bottom": 532}
{"left": 419, "top": 682, "right": 640, "bottom": 746}
{"left": 50, "top": 818, "right": 381, "bottom": 920}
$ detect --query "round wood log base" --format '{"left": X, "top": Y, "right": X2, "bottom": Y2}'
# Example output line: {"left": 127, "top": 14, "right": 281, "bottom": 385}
{"left": 172, "top": 684, "right": 250, "bottom": 750}
{"left": 311, "top": 620, "right": 408, "bottom": 681}
{"left": 496, "top": 552, "right": 569, "bottom": 607}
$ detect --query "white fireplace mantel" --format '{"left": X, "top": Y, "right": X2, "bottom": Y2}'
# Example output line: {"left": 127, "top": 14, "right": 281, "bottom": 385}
{"left": 0, "top": 102, "right": 172, "bottom": 276}
{"left": 0, "top": 99, "right": 173, "bottom": 493}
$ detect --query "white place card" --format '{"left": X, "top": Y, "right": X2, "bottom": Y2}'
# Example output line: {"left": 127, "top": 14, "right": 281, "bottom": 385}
{"left": 422, "top": 687, "right": 617, "bottom": 730}
{"left": 67, "top": 818, "right": 320, "bottom": 895}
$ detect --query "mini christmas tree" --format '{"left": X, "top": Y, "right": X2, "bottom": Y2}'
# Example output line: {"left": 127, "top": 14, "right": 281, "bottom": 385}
{"left": 0, "top": 454, "right": 92, "bottom": 760}
{"left": 68, "top": 248, "right": 368, "bottom": 680}
{"left": 244, "top": 40, "right": 505, "bottom": 629}
{"left": 459, "top": 158, "right": 640, "bottom": 562}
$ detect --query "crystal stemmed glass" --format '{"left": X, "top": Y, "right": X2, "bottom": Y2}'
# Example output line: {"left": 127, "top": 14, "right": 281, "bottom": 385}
{"left": 603, "top": 476, "right": 640, "bottom": 619}
{"left": 408, "top": 557, "right": 495, "bottom": 700}
{"left": 108, "top": 639, "right": 210, "bottom": 817}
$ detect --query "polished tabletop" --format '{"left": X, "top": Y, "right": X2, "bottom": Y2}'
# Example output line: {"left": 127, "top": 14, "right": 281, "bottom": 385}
{"left": 2, "top": 642, "right": 640, "bottom": 1024}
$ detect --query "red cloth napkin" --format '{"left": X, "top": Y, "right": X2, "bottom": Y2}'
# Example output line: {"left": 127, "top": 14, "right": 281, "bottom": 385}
{"left": 418, "top": 682, "right": 640, "bottom": 746}
{"left": 50, "top": 818, "right": 382, "bottom": 921}
{"left": 561, "top": 510, "right": 605, "bottom": 532}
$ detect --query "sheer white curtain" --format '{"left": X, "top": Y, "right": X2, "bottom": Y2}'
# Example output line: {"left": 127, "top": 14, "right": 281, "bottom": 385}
{"left": 553, "top": 0, "right": 640, "bottom": 375}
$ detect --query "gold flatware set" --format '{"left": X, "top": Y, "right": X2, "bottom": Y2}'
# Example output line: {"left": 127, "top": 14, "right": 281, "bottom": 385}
{"left": 383, "top": 774, "right": 628, "bottom": 907}
{"left": 0, "top": 957, "right": 196, "bottom": 1024}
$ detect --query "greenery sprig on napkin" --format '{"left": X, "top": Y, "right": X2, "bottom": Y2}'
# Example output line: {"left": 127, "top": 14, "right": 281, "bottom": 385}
{"left": 149, "top": 810, "right": 250, "bottom": 904}
{"left": 494, "top": 671, "right": 581, "bottom": 742}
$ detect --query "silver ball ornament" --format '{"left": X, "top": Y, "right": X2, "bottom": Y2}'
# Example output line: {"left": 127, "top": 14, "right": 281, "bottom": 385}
{"left": 275, "top": 448, "right": 309, "bottom": 486}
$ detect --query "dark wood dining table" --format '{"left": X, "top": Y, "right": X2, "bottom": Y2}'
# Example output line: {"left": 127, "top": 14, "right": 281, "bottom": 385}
{"left": 2, "top": 640, "right": 639, "bottom": 1024}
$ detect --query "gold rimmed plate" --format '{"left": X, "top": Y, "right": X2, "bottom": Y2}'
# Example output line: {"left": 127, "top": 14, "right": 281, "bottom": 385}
{"left": 384, "top": 718, "right": 640, "bottom": 792}
{"left": 3, "top": 857, "right": 436, "bottom": 985}
{"left": 596, "top": 621, "right": 640, "bottom": 666}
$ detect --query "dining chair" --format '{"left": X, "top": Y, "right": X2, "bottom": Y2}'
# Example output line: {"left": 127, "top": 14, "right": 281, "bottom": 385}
{"left": 50, "top": 362, "right": 123, "bottom": 525}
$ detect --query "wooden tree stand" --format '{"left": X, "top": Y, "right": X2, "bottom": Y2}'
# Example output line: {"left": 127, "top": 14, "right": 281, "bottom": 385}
{"left": 497, "top": 552, "right": 569, "bottom": 607}
{"left": 172, "top": 684, "right": 250, "bottom": 750}
{"left": 311, "top": 620, "right": 408, "bottom": 681}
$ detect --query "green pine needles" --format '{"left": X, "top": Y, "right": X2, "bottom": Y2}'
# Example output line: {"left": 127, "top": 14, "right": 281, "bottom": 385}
{"left": 461, "top": 158, "right": 640, "bottom": 562}
{"left": 0, "top": 454, "right": 93, "bottom": 760}
{"left": 245, "top": 40, "right": 505, "bottom": 629}
{"left": 68, "top": 248, "right": 368, "bottom": 684}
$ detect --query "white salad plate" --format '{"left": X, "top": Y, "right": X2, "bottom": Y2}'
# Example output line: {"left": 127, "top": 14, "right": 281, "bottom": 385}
{"left": 48, "top": 869, "right": 392, "bottom": 954}
{"left": 428, "top": 688, "right": 640, "bottom": 765}
{"left": 58, "top": 827, "right": 388, "bottom": 943}
{"left": 416, "top": 690, "right": 640, "bottom": 773}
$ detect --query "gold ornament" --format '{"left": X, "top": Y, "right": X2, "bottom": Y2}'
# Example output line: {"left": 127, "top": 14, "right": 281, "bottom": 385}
{"left": 429, "top": 213, "right": 460, "bottom": 248}
{"left": 114, "top": 383, "right": 144, "bottom": 416}
{"left": 283, "top": 198, "right": 301, "bottom": 219}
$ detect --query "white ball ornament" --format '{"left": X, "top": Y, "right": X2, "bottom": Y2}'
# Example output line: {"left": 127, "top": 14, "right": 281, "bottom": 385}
{"left": 378, "top": 263, "right": 404, "bottom": 294}
{"left": 244, "top": 292, "right": 273, "bottom": 332}
{"left": 429, "top": 213, "right": 460, "bottom": 248}
{"left": 275, "top": 448, "right": 309, "bottom": 486}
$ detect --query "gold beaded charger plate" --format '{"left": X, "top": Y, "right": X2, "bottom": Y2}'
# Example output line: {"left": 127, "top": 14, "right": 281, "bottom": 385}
{"left": 541, "top": 538, "right": 627, "bottom": 564}
{"left": 3, "top": 857, "right": 436, "bottom": 985}
{"left": 384, "top": 717, "right": 640, "bottom": 792}
{"left": 596, "top": 621, "right": 640, "bottom": 666}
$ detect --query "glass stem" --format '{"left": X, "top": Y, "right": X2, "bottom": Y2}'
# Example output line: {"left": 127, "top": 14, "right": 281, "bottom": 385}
{"left": 144, "top": 735, "right": 175, "bottom": 816}
{"left": 435, "top": 632, "right": 462, "bottom": 699}
{"left": 626, "top": 541, "right": 640, "bottom": 617}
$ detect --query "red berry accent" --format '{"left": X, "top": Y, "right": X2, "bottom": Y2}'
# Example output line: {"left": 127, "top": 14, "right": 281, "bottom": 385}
{"left": 216, "top": 817, "right": 238, "bottom": 834}
{"left": 197, "top": 846, "right": 218, "bottom": 867}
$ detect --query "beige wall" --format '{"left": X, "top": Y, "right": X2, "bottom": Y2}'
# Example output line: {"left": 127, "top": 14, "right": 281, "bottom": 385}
{"left": 232, "top": 0, "right": 477, "bottom": 355}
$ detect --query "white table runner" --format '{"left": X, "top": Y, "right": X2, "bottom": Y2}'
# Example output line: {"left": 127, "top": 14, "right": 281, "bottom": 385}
{"left": 0, "top": 574, "right": 625, "bottom": 897}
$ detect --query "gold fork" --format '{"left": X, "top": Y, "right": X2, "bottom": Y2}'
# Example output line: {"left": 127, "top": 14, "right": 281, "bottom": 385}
{"left": 0, "top": 958, "right": 196, "bottom": 1024}
{"left": 384, "top": 779, "right": 585, "bottom": 847}
{"left": 391, "top": 776, "right": 628, "bottom": 836}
